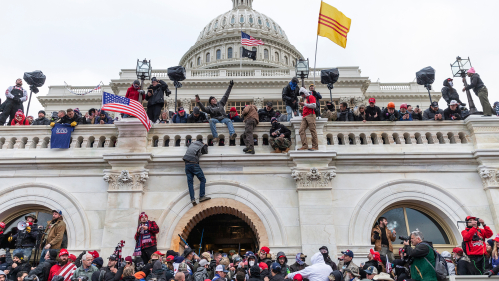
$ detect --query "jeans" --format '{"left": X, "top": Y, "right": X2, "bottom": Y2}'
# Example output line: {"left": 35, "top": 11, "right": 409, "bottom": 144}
{"left": 13, "top": 247, "right": 33, "bottom": 261}
{"left": 39, "top": 248, "right": 48, "bottom": 263}
{"left": 209, "top": 118, "right": 235, "bottom": 138}
{"left": 185, "top": 164, "right": 206, "bottom": 201}
{"left": 286, "top": 106, "right": 294, "bottom": 121}
{"left": 379, "top": 245, "right": 394, "bottom": 263}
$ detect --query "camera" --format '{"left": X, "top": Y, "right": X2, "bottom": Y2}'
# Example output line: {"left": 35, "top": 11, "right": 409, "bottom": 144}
{"left": 389, "top": 114, "right": 398, "bottom": 122}
{"left": 399, "top": 236, "right": 411, "bottom": 245}
{"left": 78, "top": 276, "right": 89, "bottom": 281}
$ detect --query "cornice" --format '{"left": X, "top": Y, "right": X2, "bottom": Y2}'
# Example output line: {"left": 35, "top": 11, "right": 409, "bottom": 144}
{"left": 37, "top": 95, "right": 102, "bottom": 107}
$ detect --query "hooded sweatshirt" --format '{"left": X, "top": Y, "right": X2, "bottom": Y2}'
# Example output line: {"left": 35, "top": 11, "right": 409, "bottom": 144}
{"left": 318, "top": 246, "right": 337, "bottom": 271}
{"left": 275, "top": 252, "right": 289, "bottom": 277}
{"left": 299, "top": 88, "right": 316, "bottom": 117}
{"left": 441, "top": 79, "right": 461, "bottom": 104}
{"left": 286, "top": 253, "right": 332, "bottom": 281}
{"left": 10, "top": 110, "right": 30, "bottom": 125}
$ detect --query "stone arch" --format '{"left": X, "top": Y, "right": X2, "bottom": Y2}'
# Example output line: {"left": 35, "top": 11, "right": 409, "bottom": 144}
{"left": 348, "top": 179, "right": 471, "bottom": 246}
{"left": 158, "top": 181, "right": 286, "bottom": 250}
{"left": 0, "top": 183, "right": 91, "bottom": 249}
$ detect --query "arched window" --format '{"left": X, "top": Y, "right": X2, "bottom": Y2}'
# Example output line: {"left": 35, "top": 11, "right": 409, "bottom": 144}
{"left": 258, "top": 18, "right": 262, "bottom": 25}
{"left": 206, "top": 53, "right": 211, "bottom": 63}
{"left": 197, "top": 57, "right": 201, "bottom": 66}
{"left": 214, "top": 21, "right": 218, "bottom": 29}
{"left": 273, "top": 23, "right": 277, "bottom": 31}
{"left": 190, "top": 62, "right": 193, "bottom": 68}
{"left": 266, "top": 20, "right": 270, "bottom": 28}
{"left": 249, "top": 16, "right": 254, "bottom": 24}
{"left": 228, "top": 47, "right": 233, "bottom": 59}
{"left": 284, "top": 56, "right": 288, "bottom": 65}
{"left": 375, "top": 206, "right": 451, "bottom": 245}
{"left": 240, "top": 15, "right": 244, "bottom": 23}
{"left": 216, "top": 49, "right": 221, "bottom": 60}
{"left": 207, "top": 24, "right": 211, "bottom": 32}
{"left": 275, "top": 52, "right": 279, "bottom": 62}
{"left": 231, "top": 16, "right": 235, "bottom": 24}
{"left": 223, "top": 18, "right": 227, "bottom": 25}
{"left": 264, "top": 49, "right": 269, "bottom": 60}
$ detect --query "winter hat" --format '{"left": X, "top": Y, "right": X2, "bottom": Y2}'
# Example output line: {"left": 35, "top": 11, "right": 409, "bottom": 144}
{"left": 467, "top": 67, "right": 476, "bottom": 74}
{"left": 173, "top": 256, "right": 185, "bottom": 263}
{"left": 15, "top": 110, "right": 24, "bottom": 117}
{"left": 49, "top": 249, "right": 58, "bottom": 260}
{"left": 271, "top": 117, "right": 277, "bottom": 123}
{"left": 0, "top": 249, "right": 6, "bottom": 256}
{"left": 488, "top": 239, "right": 495, "bottom": 248}
{"left": 400, "top": 103, "right": 407, "bottom": 109}
{"left": 193, "top": 107, "right": 200, "bottom": 115}
{"left": 92, "top": 257, "right": 103, "bottom": 267}
{"left": 69, "top": 254, "right": 77, "bottom": 262}
{"left": 38, "top": 110, "right": 46, "bottom": 116}
{"left": 293, "top": 274, "right": 303, "bottom": 281}
{"left": 328, "top": 271, "right": 343, "bottom": 281}
{"left": 368, "top": 98, "right": 376, "bottom": 104}
{"left": 133, "top": 80, "right": 140, "bottom": 86}
{"left": 125, "top": 256, "right": 133, "bottom": 263}
{"left": 295, "top": 253, "right": 304, "bottom": 266}
{"left": 139, "top": 212, "right": 148, "bottom": 220}
{"left": 266, "top": 101, "right": 273, "bottom": 107}
{"left": 151, "top": 77, "right": 158, "bottom": 82}
{"left": 0, "top": 271, "right": 5, "bottom": 278}
{"left": 153, "top": 260, "right": 163, "bottom": 271}
{"left": 299, "top": 87, "right": 309, "bottom": 96}
{"left": 230, "top": 107, "right": 237, "bottom": 112}
{"left": 135, "top": 272, "right": 146, "bottom": 280}
{"left": 494, "top": 101, "right": 499, "bottom": 107}
{"left": 440, "top": 251, "right": 451, "bottom": 259}
{"left": 199, "top": 259, "right": 209, "bottom": 267}
{"left": 88, "top": 251, "right": 99, "bottom": 259}
{"left": 452, "top": 247, "right": 463, "bottom": 255}
{"left": 74, "top": 108, "right": 81, "bottom": 116}
{"left": 14, "top": 252, "right": 24, "bottom": 260}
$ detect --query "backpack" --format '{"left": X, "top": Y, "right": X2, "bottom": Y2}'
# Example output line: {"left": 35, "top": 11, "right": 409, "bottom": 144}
{"left": 420, "top": 242, "right": 449, "bottom": 281}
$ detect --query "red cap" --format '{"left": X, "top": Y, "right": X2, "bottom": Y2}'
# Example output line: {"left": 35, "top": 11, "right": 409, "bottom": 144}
{"left": 139, "top": 212, "right": 148, "bottom": 219}
{"left": 368, "top": 98, "right": 376, "bottom": 104}
{"left": 0, "top": 222, "right": 5, "bottom": 229}
{"left": 69, "top": 254, "right": 77, "bottom": 262}
{"left": 370, "top": 249, "right": 381, "bottom": 263}
{"left": 260, "top": 247, "right": 270, "bottom": 254}
{"left": 293, "top": 274, "right": 303, "bottom": 281}
{"left": 166, "top": 255, "right": 174, "bottom": 262}
{"left": 400, "top": 103, "right": 408, "bottom": 109}
{"left": 59, "top": 249, "right": 69, "bottom": 257}
{"left": 153, "top": 251, "right": 165, "bottom": 256}
{"left": 494, "top": 234, "right": 499, "bottom": 243}
{"left": 466, "top": 216, "right": 477, "bottom": 221}
{"left": 88, "top": 251, "right": 99, "bottom": 259}
{"left": 125, "top": 256, "right": 133, "bottom": 263}
{"left": 259, "top": 262, "right": 268, "bottom": 270}
{"left": 230, "top": 107, "right": 237, "bottom": 112}
{"left": 452, "top": 247, "right": 463, "bottom": 255}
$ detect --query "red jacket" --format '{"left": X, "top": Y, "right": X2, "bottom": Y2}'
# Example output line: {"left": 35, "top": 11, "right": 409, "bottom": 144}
{"left": 462, "top": 226, "right": 493, "bottom": 255}
{"left": 302, "top": 95, "right": 316, "bottom": 117}
{"left": 125, "top": 85, "right": 145, "bottom": 101}
{"left": 10, "top": 116, "right": 30, "bottom": 125}
{"left": 48, "top": 263, "right": 62, "bottom": 281}
{"left": 134, "top": 220, "right": 159, "bottom": 249}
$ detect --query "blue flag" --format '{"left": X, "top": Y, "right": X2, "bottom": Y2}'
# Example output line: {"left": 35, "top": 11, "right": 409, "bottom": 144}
{"left": 50, "top": 123, "right": 75, "bottom": 149}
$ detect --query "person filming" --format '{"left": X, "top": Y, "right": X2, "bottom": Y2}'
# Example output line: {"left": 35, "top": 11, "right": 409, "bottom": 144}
{"left": 0, "top": 79, "right": 28, "bottom": 125}
{"left": 403, "top": 229, "right": 437, "bottom": 281}
{"left": 462, "top": 216, "right": 493, "bottom": 274}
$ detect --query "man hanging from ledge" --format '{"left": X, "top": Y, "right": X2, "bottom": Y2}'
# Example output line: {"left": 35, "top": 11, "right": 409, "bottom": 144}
{"left": 183, "top": 139, "right": 211, "bottom": 206}
{"left": 196, "top": 80, "right": 237, "bottom": 144}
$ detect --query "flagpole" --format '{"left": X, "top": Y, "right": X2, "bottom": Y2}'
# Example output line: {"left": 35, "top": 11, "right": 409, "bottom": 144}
{"left": 313, "top": 34, "right": 319, "bottom": 86}
{"left": 240, "top": 26, "right": 243, "bottom": 69}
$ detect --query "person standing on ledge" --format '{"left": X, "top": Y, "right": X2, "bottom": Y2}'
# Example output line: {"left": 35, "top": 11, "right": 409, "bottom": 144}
{"left": 146, "top": 77, "right": 170, "bottom": 123}
{"left": 297, "top": 87, "right": 318, "bottom": 151}
{"left": 0, "top": 78, "right": 28, "bottom": 125}
{"left": 183, "top": 139, "right": 211, "bottom": 206}
{"left": 242, "top": 104, "right": 259, "bottom": 155}
{"left": 196, "top": 80, "right": 237, "bottom": 144}
{"left": 463, "top": 67, "right": 496, "bottom": 116}
{"left": 133, "top": 212, "right": 160, "bottom": 263}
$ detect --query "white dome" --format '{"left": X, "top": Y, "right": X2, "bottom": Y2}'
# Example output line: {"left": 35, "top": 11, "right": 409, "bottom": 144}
{"left": 179, "top": 0, "right": 303, "bottom": 69}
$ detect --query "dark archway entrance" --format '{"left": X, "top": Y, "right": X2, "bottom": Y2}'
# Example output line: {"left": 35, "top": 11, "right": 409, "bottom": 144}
{"left": 186, "top": 214, "right": 258, "bottom": 255}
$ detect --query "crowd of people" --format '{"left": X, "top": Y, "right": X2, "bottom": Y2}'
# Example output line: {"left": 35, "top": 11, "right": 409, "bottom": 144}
{"left": 3, "top": 211, "right": 499, "bottom": 281}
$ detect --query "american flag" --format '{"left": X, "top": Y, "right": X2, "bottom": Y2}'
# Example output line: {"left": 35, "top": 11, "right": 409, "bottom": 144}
{"left": 55, "top": 262, "right": 76, "bottom": 281}
{"left": 92, "top": 83, "right": 101, "bottom": 91}
{"left": 101, "top": 91, "right": 151, "bottom": 131}
{"left": 241, "top": 31, "right": 264, "bottom": 46}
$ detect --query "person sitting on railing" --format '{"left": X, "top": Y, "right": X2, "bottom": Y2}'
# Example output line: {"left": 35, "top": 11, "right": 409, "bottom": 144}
{"left": 365, "top": 98, "right": 381, "bottom": 121}
{"left": 195, "top": 80, "right": 237, "bottom": 144}
{"left": 442, "top": 78, "right": 466, "bottom": 106}
{"left": 172, "top": 107, "right": 189, "bottom": 124}
{"left": 93, "top": 110, "right": 114, "bottom": 124}
{"left": 380, "top": 102, "right": 400, "bottom": 122}
{"left": 444, "top": 100, "right": 463, "bottom": 120}
{"left": 269, "top": 117, "right": 291, "bottom": 154}
{"left": 407, "top": 105, "right": 422, "bottom": 121}
{"left": 282, "top": 77, "right": 300, "bottom": 122}
{"left": 258, "top": 102, "right": 276, "bottom": 122}
{"left": 187, "top": 107, "right": 208, "bottom": 123}
{"left": 10, "top": 110, "right": 30, "bottom": 126}
{"left": 353, "top": 104, "right": 367, "bottom": 122}
{"left": 336, "top": 102, "right": 354, "bottom": 122}
{"left": 398, "top": 104, "right": 413, "bottom": 121}
{"left": 423, "top": 102, "right": 444, "bottom": 121}
{"left": 321, "top": 101, "right": 337, "bottom": 121}
{"left": 227, "top": 107, "right": 242, "bottom": 123}
{"left": 32, "top": 110, "right": 50, "bottom": 125}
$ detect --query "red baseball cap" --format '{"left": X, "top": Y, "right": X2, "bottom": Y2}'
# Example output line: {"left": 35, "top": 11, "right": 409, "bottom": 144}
{"left": 260, "top": 246, "right": 270, "bottom": 254}
{"left": 293, "top": 274, "right": 303, "bottom": 281}
{"left": 259, "top": 262, "right": 268, "bottom": 270}
{"left": 69, "top": 254, "right": 77, "bottom": 262}
{"left": 59, "top": 249, "right": 69, "bottom": 257}
{"left": 88, "top": 251, "right": 99, "bottom": 259}
{"left": 466, "top": 216, "right": 477, "bottom": 221}
{"left": 494, "top": 234, "right": 499, "bottom": 243}
{"left": 368, "top": 98, "right": 376, "bottom": 104}
{"left": 452, "top": 247, "right": 463, "bottom": 255}
{"left": 153, "top": 251, "right": 165, "bottom": 256}
{"left": 166, "top": 255, "right": 174, "bottom": 262}
{"left": 400, "top": 103, "right": 408, "bottom": 109}
{"left": 0, "top": 222, "right": 5, "bottom": 229}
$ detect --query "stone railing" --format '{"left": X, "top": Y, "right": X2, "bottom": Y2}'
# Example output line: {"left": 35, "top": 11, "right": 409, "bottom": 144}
{"left": 0, "top": 125, "right": 118, "bottom": 150}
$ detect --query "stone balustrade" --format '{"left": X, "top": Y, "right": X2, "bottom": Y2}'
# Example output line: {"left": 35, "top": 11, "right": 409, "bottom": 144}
{"left": 0, "top": 116, "right": 496, "bottom": 155}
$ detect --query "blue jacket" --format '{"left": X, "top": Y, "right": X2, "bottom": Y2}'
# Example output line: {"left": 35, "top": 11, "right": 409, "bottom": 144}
{"left": 172, "top": 113, "right": 189, "bottom": 123}
{"left": 398, "top": 110, "right": 413, "bottom": 121}
{"left": 94, "top": 112, "right": 114, "bottom": 124}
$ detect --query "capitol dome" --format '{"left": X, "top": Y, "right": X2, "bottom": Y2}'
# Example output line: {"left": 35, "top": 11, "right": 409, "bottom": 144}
{"left": 179, "top": 0, "right": 304, "bottom": 69}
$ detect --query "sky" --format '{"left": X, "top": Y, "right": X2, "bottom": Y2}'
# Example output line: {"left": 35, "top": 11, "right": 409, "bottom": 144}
{"left": 1, "top": 0, "right": 498, "bottom": 116}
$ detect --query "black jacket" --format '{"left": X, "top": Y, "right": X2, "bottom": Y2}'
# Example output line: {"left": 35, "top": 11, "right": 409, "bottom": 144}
{"left": 29, "top": 259, "right": 58, "bottom": 281}
{"left": 57, "top": 114, "right": 87, "bottom": 125}
{"left": 336, "top": 109, "right": 354, "bottom": 121}
{"left": 456, "top": 257, "right": 477, "bottom": 275}
{"left": 380, "top": 108, "right": 400, "bottom": 121}
{"left": 275, "top": 252, "right": 289, "bottom": 277}
{"left": 408, "top": 110, "right": 422, "bottom": 120}
{"left": 365, "top": 105, "right": 381, "bottom": 121}
{"left": 146, "top": 80, "right": 169, "bottom": 107}
{"left": 441, "top": 80, "right": 461, "bottom": 104}
{"left": 423, "top": 107, "right": 444, "bottom": 120}
{"left": 270, "top": 123, "right": 291, "bottom": 140}
{"left": 404, "top": 241, "right": 432, "bottom": 259}
{"left": 289, "top": 262, "right": 308, "bottom": 273}
{"left": 7, "top": 260, "right": 31, "bottom": 280}
{"left": 197, "top": 85, "right": 232, "bottom": 121}
{"left": 311, "top": 91, "right": 322, "bottom": 115}
{"left": 282, "top": 84, "right": 299, "bottom": 108}
{"left": 354, "top": 112, "right": 367, "bottom": 121}
{"left": 32, "top": 117, "right": 51, "bottom": 125}
{"left": 13, "top": 226, "right": 39, "bottom": 248}
{"left": 92, "top": 266, "right": 124, "bottom": 281}
{"left": 187, "top": 113, "right": 208, "bottom": 123}
{"left": 443, "top": 107, "right": 462, "bottom": 120}
{"left": 268, "top": 274, "right": 285, "bottom": 281}
{"left": 465, "top": 73, "right": 486, "bottom": 95}
{"left": 248, "top": 265, "right": 261, "bottom": 281}
{"left": 258, "top": 108, "right": 276, "bottom": 122}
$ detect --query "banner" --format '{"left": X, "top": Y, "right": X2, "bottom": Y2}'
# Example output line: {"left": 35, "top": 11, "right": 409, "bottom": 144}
{"left": 64, "top": 81, "right": 102, "bottom": 96}
{"left": 50, "top": 123, "right": 75, "bottom": 149}
{"left": 242, "top": 47, "right": 257, "bottom": 61}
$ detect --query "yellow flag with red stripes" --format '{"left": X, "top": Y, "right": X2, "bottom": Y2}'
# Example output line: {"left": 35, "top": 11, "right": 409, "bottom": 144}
{"left": 318, "top": 1, "right": 351, "bottom": 48}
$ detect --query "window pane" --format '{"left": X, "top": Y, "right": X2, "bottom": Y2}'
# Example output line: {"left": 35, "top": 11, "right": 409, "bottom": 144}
{"left": 406, "top": 208, "right": 449, "bottom": 244}
{"left": 379, "top": 208, "right": 408, "bottom": 245}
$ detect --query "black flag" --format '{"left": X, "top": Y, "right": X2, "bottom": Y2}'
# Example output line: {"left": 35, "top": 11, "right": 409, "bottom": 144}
{"left": 242, "top": 48, "right": 257, "bottom": 61}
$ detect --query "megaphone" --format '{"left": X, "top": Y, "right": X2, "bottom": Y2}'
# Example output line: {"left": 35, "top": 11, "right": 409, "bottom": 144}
{"left": 17, "top": 221, "right": 27, "bottom": 231}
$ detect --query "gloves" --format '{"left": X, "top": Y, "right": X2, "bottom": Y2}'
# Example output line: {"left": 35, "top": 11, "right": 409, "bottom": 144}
{"left": 229, "top": 80, "right": 234, "bottom": 86}
{"left": 70, "top": 121, "right": 77, "bottom": 127}
{"left": 50, "top": 122, "right": 55, "bottom": 127}
{"left": 373, "top": 231, "right": 380, "bottom": 240}
{"left": 485, "top": 270, "right": 494, "bottom": 277}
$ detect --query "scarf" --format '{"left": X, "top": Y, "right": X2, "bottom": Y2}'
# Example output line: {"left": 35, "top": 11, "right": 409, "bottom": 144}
{"left": 295, "top": 253, "right": 304, "bottom": 266}
{"left": 289, "top": 82, "right": 297, "bottom": 91}
{"left": 133, "top": 221, "right": 151, "bottom": 256}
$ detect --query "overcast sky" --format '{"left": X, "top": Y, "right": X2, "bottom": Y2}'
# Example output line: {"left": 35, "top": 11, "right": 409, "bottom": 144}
{"left": 1, "top": 0, "right": 498, "bottom": 115}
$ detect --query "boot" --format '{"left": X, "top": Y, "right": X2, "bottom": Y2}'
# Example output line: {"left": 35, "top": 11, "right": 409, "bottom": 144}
{"left": 191, "top": 199, "right": 197, "bottom": 206}
{"left": 297, "top": 147, "right": 308, "bottom": 150}
{"left": 273, "top": 148, "right": 281, "bottom": 153}
{"left": 212, "top": 138, "right": 219, "bottom": 144}
{"left": 230, "top": 133, "right": 237, "bottom": 140}
{"left": 245, "top": 149, "right": 255, "bottom": 154}
{"left": 243, "top": 147, "right": 249, "bottom": 152}
{"left": 282, "top": 148, "right": 290, "bottom": 153}
{"left": 199, "top": 196, "right": 211, "bottom": 203}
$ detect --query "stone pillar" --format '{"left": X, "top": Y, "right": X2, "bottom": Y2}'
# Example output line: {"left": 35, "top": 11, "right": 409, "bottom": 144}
{"left": 289, "top": 152, "right": 337, "bottom": 260}
{"left": 479, "top": 166, "right": 499, "bottom": 228}
{"left": 291, "top": 118, "right": 327, "bottom": 150}
{"left": 114, "top": 118, "right": 148, "bottom": 153}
